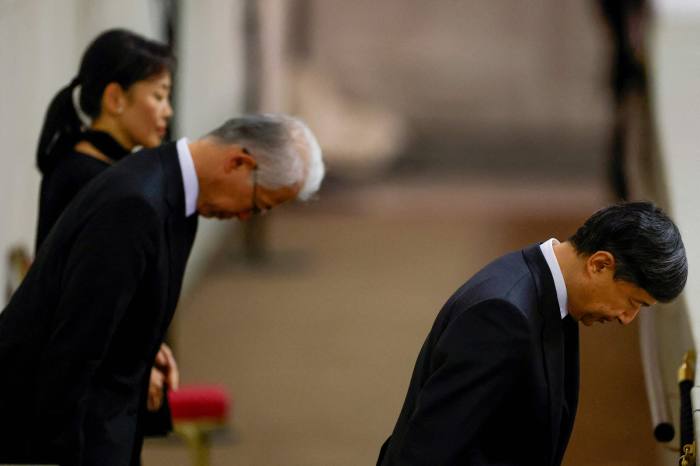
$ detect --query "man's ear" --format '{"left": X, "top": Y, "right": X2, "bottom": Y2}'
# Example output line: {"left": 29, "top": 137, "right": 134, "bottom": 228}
{"left": 101, "top": 82, "right": 127, "bottom": 116}
{"left": 587, "top": 251, "right": 615, "bottom": 274}
{"left": 223, "top": 146, "right": 256, "bottom": 173}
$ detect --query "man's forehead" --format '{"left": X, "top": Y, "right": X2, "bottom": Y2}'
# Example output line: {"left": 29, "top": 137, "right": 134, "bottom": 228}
{"left": 612, "top": 277, "right": 654, "bottom": 302}
{"left": 629, "top": 284, "right": 656, "bottom": 306}
{"left": 259, "top": 184, "right": 299, "bottom": 206}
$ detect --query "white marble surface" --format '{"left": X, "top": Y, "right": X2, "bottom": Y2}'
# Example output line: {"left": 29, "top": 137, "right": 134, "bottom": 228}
{"left": 650, "top": 14, "right": 700, "bottom": 349}
{"left": 649, "top": 8, "right": 700, "bottom": 465}
{"left": 652, "top": 0, "right": 700, "bottom": 16}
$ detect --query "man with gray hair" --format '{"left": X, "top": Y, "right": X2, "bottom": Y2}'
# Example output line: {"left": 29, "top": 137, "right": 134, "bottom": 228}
{"left": 0, "top": 113, "right": 323, "bottom": 465}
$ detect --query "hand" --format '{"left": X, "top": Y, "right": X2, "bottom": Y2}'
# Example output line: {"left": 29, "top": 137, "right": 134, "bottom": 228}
{"left": 147, "top": 366, "right": 165, "bottom": 412}
{"left": 146, "top": 343, "right": 180, "bottom": 412}
{"left": 154, "top": 343, "right": 179, "bottom": 391}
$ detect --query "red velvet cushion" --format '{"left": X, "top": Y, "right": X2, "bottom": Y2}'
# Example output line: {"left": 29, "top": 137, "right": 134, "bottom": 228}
{"left": 168, "top": 385, "right": 231, "bottom": 421}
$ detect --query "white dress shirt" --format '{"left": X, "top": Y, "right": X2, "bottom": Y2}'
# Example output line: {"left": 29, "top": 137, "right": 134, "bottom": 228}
{"left": 176, "top": 137, "right": 199, "bottom": 217}
{"left": 539, "top": 238, "right": 569, "bottom": 320}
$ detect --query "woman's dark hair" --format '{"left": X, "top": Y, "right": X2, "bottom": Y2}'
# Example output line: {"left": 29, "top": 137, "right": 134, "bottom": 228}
{"left": 569, "top": 201, "right": 688, "bottom": 302}
{"left": 36, "top": 28, "right": 175, "bottom": 173}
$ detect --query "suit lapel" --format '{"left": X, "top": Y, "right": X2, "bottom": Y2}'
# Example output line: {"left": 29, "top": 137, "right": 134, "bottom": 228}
{"left": 523, "top": 244, "right": 566, "bottom": 464}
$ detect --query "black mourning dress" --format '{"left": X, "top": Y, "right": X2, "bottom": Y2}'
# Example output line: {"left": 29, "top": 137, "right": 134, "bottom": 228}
{"left": 36, "top": 130, "right": 129, "bottom": 251}
{"left": 34, "top": 130, "right": 173, "bottom": 446}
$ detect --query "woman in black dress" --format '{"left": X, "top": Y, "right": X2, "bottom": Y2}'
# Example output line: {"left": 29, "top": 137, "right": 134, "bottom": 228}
{"left": 36, "top": 29, "right": 174, "bottom": 249}
{"left": 34, "top": 28, "right": 178, "bottom": 461}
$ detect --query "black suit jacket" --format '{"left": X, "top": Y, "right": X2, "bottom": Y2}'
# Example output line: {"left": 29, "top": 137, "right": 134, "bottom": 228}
{"left": 36, "top": 148, "right": 175, "bottom": 444}
{"left": 0, "top": 143, "right": 197, "bottom": 465}
{"left": 377, "top": 245, "right": 579, "bottom": 466}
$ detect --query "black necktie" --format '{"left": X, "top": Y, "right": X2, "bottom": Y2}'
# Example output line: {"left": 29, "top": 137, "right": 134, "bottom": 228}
{"left": 561, "top": 314, "right": 579, "bottom": 426}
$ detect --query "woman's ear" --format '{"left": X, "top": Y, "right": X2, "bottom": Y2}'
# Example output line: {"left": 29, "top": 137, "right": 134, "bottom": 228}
{"left": 101, "top": 82, "right": 127, "bottom": 116}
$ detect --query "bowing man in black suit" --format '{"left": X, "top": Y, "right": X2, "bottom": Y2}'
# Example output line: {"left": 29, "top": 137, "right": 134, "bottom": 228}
{"left": 377, "top": 202, "right": 687, "bottom": 466}
{"left": 0, "top": 113, "right": 324, "bottom": 465}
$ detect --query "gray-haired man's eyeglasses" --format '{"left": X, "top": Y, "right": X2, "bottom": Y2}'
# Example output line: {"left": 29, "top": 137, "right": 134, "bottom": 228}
{"left": 243, "top": 146, "right": 264, "bottom": 216}
{"left": 251, "top": 167, "right": 262, "bottom": 216}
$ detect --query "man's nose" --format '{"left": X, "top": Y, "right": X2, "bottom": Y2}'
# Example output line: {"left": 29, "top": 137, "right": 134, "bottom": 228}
{"left": 618, "top": 308, "right": 640, "bottom": 325}
{"left": 237, "top": 211, "right": 253, "bottom": 221}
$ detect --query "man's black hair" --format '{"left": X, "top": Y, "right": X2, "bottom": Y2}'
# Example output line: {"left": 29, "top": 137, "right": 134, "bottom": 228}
{"left": 569, "top": 201, "right": 687, "bottom": 302}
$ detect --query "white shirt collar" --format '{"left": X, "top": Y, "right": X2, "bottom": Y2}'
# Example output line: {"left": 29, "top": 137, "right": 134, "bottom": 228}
{"left": 539, "top": 238, "right": 569, "bottom": 320}
{"left": 176, "top": 137, "right": 199, "bottom": 217}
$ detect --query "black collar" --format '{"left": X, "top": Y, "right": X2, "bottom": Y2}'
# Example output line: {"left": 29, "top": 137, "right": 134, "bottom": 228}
{"left": 81, "top": 130, "right": 131, "bottom": 162}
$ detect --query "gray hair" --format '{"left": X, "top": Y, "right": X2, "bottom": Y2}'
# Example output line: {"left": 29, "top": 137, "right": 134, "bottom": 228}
{"left": 207, "top": 114, "right": 324, "bottom": 200}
